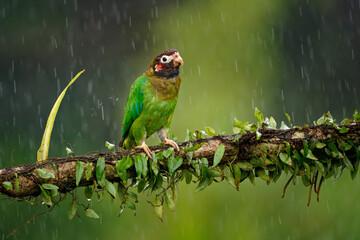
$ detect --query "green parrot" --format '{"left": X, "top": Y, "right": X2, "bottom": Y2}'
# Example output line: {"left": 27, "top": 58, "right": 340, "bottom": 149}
{"left": 119, "top": 49, "right": 184, "bottom": 158}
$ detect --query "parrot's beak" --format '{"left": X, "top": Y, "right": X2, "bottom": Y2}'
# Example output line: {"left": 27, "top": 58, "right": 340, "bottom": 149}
{"left": 173, "top": 53, "right": 184, "bottom": 67}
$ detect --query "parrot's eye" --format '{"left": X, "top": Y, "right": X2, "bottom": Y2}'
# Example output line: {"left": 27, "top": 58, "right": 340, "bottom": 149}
{"left": 160, "top": 55, "right": 173, "bottom": 63}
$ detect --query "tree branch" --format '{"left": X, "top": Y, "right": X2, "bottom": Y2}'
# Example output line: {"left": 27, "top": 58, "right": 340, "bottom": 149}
{"left": 1, "top": 123, "right": 360, "bottom": 198}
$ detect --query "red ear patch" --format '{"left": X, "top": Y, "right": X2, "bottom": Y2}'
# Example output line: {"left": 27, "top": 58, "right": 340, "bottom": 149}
{"left": 155, "top": 64, "right": 163, "bottom": 71}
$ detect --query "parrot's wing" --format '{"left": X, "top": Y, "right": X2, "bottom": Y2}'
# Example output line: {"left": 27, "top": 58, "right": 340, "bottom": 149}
{"left": 121, "top": 75, "right": 147, "bottom": 140}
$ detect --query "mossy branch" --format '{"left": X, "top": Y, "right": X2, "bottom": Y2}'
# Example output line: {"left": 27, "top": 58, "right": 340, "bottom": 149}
{"left": 1, "top": 122, "right": 360, "bottom": 199}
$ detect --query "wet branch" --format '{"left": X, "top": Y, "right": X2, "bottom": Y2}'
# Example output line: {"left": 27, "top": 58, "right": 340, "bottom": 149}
{"left": 1, "top": 123, "right": 360, "bottom": 198}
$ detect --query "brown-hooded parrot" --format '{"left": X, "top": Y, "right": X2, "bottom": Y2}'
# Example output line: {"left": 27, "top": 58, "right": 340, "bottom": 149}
{"left": 119, "top": 49, "right": 183, "bottom": 158}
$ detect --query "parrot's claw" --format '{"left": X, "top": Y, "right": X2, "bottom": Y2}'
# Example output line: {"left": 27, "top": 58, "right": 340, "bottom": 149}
{"left": 163, "top": 138, "right": 180, "bottom": 152}
{"left": 136, "top": 142, "right": 152, "bottom": 159}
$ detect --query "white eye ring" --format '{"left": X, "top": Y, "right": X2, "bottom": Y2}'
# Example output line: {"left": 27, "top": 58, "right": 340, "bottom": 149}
{"left": 160, "top": 55, "right": 173, "bottom": 63}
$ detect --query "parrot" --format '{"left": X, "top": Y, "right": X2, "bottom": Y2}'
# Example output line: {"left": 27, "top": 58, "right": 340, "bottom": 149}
{"left": 118, "top": 49, "right": 184, "bottom": 158}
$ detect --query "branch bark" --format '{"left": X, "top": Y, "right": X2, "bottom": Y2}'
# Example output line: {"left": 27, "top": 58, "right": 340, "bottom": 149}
{"left": 1, "top": 123, "right": 360, "bottom": 198}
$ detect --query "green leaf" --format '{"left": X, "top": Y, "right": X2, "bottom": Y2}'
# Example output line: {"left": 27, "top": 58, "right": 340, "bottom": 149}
{"left": 301, "top": 175, "right": 311, "bottom": 187}
{"left": 36, "top": 169, "right": 55, "bottom": 179}
{"left": 213, "top": 144, "right": 225, "bottom": 167}
{"left": 14, "top": 173, "right": 19, "bottom": 192}
{"left": 303, "top": 162, "right": 311, "bottom": 178}
{"left": 76, "top": 160, "right": 85, "bottom": 187}
{"left": 84, "top": 186, "right": 93, "bottom": 199}
{"left": 285, "top": 113, "right": 292, "bottom": 126}
{"left": 96, "top": 157, "right": 105, "bottom": 185}
{"left": 134, "top": 155, "right": 148, "bottom": 178}
{"left": 339, "top": 126, "right": 348, "bottom": 133}
{"left": 128, "top": 192, "right": 138, "bottom": 203}
{"left": 303, "top": 141, "right": 309, "bottom": 159}
{"left": 223, "top": 166, "right": 236, "bottom": 188}
{"left": 137, "top": 179, "right": 147, "bottom": 193}
{"left": 267, "top": 117, "right": 277, "bottom": 129}
{"left": 194, "top": 177, "right": 210, "bottom": 192}
{"left": 162, "top": 147, "right": 174, "bottom": 158}
{"left": 342, "top": 118, "right": 351, "bottom": 124}
{"left": 97, "top": 190, "right": 104, "bottom": 202}
{"left": 233, "top": 164, "right": 241, "bottom": 190}
{"left": 301, "top": 149, "right": 318, "bottom": 161}
{"left": 316, "top": 142, "right": 326, "bottom": 149}
{"left": 168, "top": 156, "right": 183, "bottom": 176}
{"left": 280, "top": 121, "right": 290, "bottom": 130}
{"left": 208, "top": 168, "right": 223, "bottom": 177}
{"left": 37, "top": 70, "right": 85, "bottom": 162}
{"left": 65, "top": 147, "right": 73, "bottom": 155}
{"left": 125, "top": 202, "right": 136, "bottom": 216}
{"left": 116, "top": 156, "right": 133, "bottom": 181}
{"left": 279, "top": 153, "right": 290, "bottom": 163}
{"left": 338, "top": 140, "right": 352, "bottom": 151}
{"left": 248, "top": 170, "right": 255, "bottom": 185}
{"left": 39, "top": 185, "right": 52, "bottom": 206}
{"left": 351, "top": 159, "right": 360, "bottom": 180}
{"left": 255, "top": 168, "right": 271, "bottom": 181}
{"left": 205, "top": 126, "right": 216, "bottom": 137}
{"left": 165, "top": 191, "right": 176, "bottom": 211}
{"left": 150, "top": 154, "right": 159, "bottom": 175}
{"left": 85, "top": 209, "right": 99, "bottom": 219}
{"left": 118, "top": 170, "right": 128, "bottom": 182}
{"left": 2, "top": 181, "right": 12, "bottom": 191}
{"left": 184, "top": 170, "right": 192, "bottom": 184}
{"left": 292, "top": 150, "right": 302, "bottom": 163}
{"left": 42, "top": 183, "right": 59, "bottom": 191}
{"left": 237, "top": 162, "right": 253, "bottom": 171}
{"left": 68, "top": 201, "right": 77, "bottom": 220}
{"left": 353, "top": 109, "right": 360, "bottom": 121}
{"left": 153, "top": 197, "right": 163, "bottom": 222}
{"left": 105, "top": 141, "right": 115, "bottom": 150}
{"left": 254, "top": 108, "right": 264, "bottom": 127}
{"left": 117, "top": 155, "right": 133, "bottom": 172}
{"left": 256, "top": 131, "right": 262, "bottom": 140}
{"left": 342, "top": 155, "right": 354, "bottom": 171}
{"left": 85, "top": 163, "right": 92, "bottom": 181}
{"left": 105, "top": 179, "right": 117, "bottom": 198}
{"left": 118, "top": 183, "right": 126, "bottom": 203}
{"left": 314, "top": 161, "right": 325, "bottom": 176}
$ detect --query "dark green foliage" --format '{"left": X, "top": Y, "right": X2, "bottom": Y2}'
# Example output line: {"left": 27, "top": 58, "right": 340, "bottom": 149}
{"left": 32, "top": 109, "right": 360, "bottom": 220}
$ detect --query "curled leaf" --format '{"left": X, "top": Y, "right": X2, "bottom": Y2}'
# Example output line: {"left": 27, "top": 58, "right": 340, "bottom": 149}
{"left": 37, "top": 70, "right": 85, "bottom": 162}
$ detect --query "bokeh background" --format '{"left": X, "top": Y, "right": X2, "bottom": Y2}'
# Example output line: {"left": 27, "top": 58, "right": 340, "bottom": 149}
{"left": 1, "top": 0, "right": 360, "bottom": 239}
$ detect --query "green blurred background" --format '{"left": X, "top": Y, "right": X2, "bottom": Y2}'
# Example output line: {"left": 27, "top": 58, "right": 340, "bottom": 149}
{"left": 1, "top": 0, "right": 360, "bottom": 239}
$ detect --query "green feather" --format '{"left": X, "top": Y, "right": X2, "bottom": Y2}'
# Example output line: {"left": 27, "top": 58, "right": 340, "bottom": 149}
{"left": 121, "top": 75, "right": 146, "bottom": 139}
{"left": 120, "top": 74, "right": 181, "bottom": 149}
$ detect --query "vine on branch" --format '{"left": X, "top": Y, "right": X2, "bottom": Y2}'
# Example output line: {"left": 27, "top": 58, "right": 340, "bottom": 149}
{"left": 1, "top": 109, "right": 360, "bottom": 237}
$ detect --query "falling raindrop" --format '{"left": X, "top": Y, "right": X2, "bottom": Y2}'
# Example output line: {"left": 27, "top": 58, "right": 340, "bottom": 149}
{"left": 101, "top": 105, "right": 104, "bottom": 120}
{"left": 13, "top": 80, "right": 16, "bottom": 94}
{"left": 70, "top": 44, "right": 74, "bottom": 57}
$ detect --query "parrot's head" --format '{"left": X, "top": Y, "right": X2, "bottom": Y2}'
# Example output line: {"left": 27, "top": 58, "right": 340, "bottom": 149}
{"left": 147, "top": 49, "right": 183, "bottom": 78}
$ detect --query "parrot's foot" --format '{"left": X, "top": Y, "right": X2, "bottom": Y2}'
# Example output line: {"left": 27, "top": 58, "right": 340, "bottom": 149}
{"left": 163, "top": 138, "right": 180, "bottom": 152}
{"left": 135, "top": 142, "right": 152, "bottom": 159}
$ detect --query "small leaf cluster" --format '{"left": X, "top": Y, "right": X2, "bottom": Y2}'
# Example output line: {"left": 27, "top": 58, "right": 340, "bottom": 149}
{"left": 231, "top": 109, "right": 360, "bottom": 205}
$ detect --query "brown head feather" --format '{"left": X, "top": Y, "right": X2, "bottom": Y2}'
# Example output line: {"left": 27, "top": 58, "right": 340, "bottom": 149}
{"left": 146, "top": 49, "right": 183, "bottom": 78}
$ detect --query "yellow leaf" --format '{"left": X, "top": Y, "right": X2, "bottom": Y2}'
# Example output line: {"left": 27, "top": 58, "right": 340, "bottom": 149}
{"left": 37, "top": 70, "right": 85, "bottom": 162}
